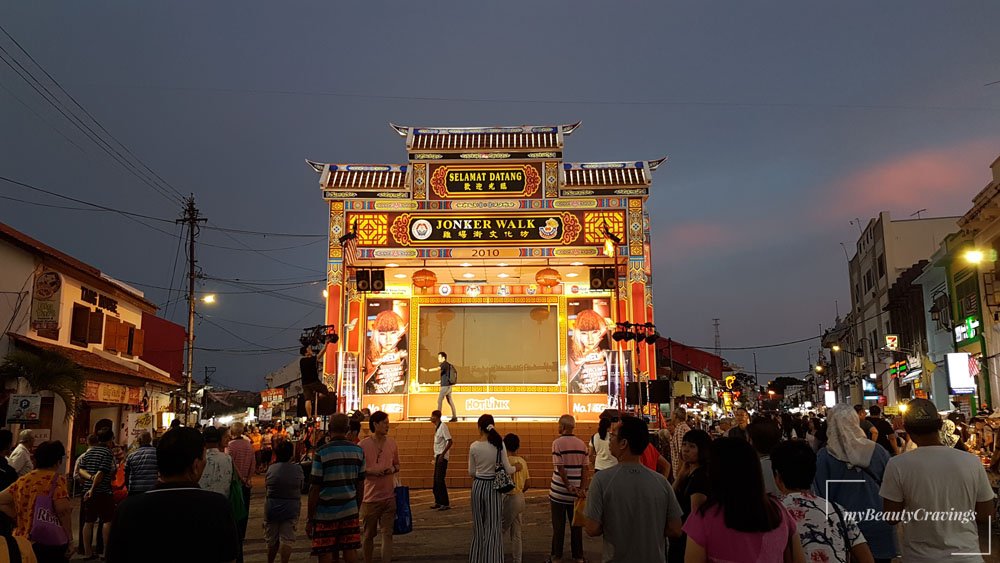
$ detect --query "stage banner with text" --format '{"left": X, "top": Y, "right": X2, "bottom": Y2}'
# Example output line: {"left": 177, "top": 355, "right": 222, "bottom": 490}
{"left": 407, "top": 393, "right": 570, "bottom": 420}
{"left": 363, "top": 395, "right": 406, "bottom": 421}
{"left": 346, "top": 210, "right": 626, "bottom": 249}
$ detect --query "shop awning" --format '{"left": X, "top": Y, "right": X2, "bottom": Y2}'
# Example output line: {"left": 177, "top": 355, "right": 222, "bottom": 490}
{"left": 7, "top": 332, "right": 178, "bottom": 387}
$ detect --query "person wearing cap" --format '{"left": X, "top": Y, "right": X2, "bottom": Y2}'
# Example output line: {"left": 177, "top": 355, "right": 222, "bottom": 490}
{"left": 198, "top": 426, "right": 234, "bottom": 497}
{"left": 880, "top": 398, "right": 995, "bottom": 562}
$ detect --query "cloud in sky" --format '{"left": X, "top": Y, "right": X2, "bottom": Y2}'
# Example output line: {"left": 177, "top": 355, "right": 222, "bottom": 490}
{"left": 821, "top": 138, "right": 1000, "bottom": 221}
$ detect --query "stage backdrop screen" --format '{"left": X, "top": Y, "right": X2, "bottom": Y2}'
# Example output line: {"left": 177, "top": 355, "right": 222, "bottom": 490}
{"left": 418, "top": 305, "right": 559, "bottom": 385}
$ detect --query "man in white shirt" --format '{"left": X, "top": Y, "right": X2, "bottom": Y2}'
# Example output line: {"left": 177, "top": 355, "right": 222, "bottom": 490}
{"left": 430, "top": 410, "right": 453, "bottom": 510}
{"left": 880, "top": 398, "right": 995, "bottom": 562}
{"left": 7, "top": 430, "right": 34, "bottom": 477}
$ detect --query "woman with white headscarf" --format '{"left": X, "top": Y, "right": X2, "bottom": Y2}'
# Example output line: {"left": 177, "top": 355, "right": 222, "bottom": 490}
{"left": 813, "top": 404, "right": 898, "bottom": 563}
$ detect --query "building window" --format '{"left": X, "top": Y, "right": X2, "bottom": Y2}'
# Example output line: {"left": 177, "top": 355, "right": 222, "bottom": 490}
{"left": 103, "top": 317, "right": 144, "bottom": 356}
{"left": 864, "top": 270, "right": 873, "bottom": 292}
{"left": 877, "top": 254, "right": 886, "bottom": 279}
{"left": 935, "top": 293, "right": 952, "bottom": 332}
{"left": 70, "top": 305, "right": 90, "bottom": 347}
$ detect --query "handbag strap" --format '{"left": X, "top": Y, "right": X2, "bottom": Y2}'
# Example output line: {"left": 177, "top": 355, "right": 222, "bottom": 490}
{"left": 828, "top": 500, "right": 853, "bottom": 562}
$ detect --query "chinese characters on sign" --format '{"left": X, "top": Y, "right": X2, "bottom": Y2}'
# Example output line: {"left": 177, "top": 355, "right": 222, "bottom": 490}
{"left": 430, "top": 164, "right": 541, "bottom": 199}
{"left": 390, "top": 212, "right": 582, "bottom": 246}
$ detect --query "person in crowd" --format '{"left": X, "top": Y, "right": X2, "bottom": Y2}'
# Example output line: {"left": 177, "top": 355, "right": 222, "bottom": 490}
{"left": 468, "top": 414, "right": 514, "bottom": 563}
{"left": 72, "top": 433, "right": 99, "bottom": 555}
{"left": 123, "top": 431, "right": 158, "bottom": 495}
{"left": 264, "top": 440, "right": 302, "bottom": 563}
{"left": 198, "top": 426, "right": 233, "bottom": 498}
{"left": 347, "top": 419, "right": 362, "bottom": 444}
{"left": 716, "top": 418, "right": 732, "bottom": 438}
{"left": 587, "top": 417, "right": 617, "bottom": 473}
{"left": 636, "top": 420, "right": 671, "bottom": 478}
{"left": 78, "top": 429, "right": 115, "bottom": 560}
{"left": 867, "top": 406, "right": 898, "bottom": 456}
{"left": 358, "top": 411, "right": 399, "bottom": 563}
{"left": 8, "top": 430, "right": 34, "bottom": 477}
{"left": 880, "top": 398, "right": 995, "bottom": 561}
{"left": 250, "top": 426, "right": 263, "bottom": 474}
{"left": 0, "top": 430, "right": 19, "bottom": 491}
{"left": 226, "top": 422, "right": 255, "bottom": 563}
{"left": 747, "top": 417, "right": 782, "bottom": 496}
{"left": 430, "top": 410, "right": 453, "bottom": 511}
{"left": 668, "top": 408, "right": 691, "bottom": 481}
{"left": 682, "top": 437, "right": 805, "bottom": 563}
{"left": 804, "top": 418, "right": 821, "bottom": 452}
{"left": 728, "top": 408, "right": 750, "bottom": 440}
{"left": 260, "top": 426, "right": 273, "bottom": 473}
{"left": 0, "top": 441, "right": 73, "bottom": 563}
{"left": 584, "top": 416, "right": 683, "bottom": 563}
{"left": 420, "top": 352, "right": 458, "bottom": 422}
{"left": 668, "top": 429, "right": 711, "bottom": 563}
{"left": 549, "top": 414, "right": 588, "bottom": 563}
{"left": 108, "top": 427, "right": 239, "bottom": 563}
{"left": 308, "top": 413, "right": 365, "bottom": 563}
{"left": 854, "top": 405, "right": 878, "bottom": 441}
{"left": 815, "top": 404, "right": 896, "bottom": 562}
{"left": 771, "top": 440, "right": 874, "bottom": 563}
{"left": 501, "top": 433, "right": 529, "bottom": 563}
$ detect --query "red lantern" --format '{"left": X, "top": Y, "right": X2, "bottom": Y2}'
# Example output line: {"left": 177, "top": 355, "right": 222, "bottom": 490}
{"left": 535, "top": 267, "right": 561, "bottom": 288}
{"left": 412, "top": 269, "right": 437, "bottom": 289}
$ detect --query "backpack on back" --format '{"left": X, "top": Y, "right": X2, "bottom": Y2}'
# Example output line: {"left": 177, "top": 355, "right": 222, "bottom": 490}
{"left": 447, "top": 364, "right": 458, "bottom": 386}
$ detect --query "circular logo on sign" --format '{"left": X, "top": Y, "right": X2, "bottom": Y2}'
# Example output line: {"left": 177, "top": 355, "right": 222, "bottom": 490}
{"left": 439, "top": 284, "right": 452, "bottom": 296}
{"left": 33, "top": 272, "right": 61, "bottom": 300}
{"left": 466, "top": 285, "right": 481, "bottom": 298}
{"left": 411, "top": 219, "right": 433, "bottom": 240}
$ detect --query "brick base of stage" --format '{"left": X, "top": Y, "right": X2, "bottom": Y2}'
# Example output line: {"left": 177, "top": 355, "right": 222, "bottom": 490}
{"left": 393, "top": 420, "right": 597, "bottom": 489}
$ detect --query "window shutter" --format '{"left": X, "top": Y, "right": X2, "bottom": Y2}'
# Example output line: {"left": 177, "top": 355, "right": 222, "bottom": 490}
{"left": 118, "top": 322, "right": 133, "bottom": 354}
{"left": 88, "top": 310, "right": 104, "bottom": 344}
{"left": 70, "top": 305, "right": 90, "bottom": 346}
{"left": 132, "top": 328, "right": 145, "bottom": 357}
{"left": 104, "top": 318, "right": 120, "bottom": 352}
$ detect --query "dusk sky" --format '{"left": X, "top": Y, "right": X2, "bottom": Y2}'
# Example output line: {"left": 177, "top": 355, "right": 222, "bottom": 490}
{"left": 2, "top": 2, "right": 999, "bottom": 391}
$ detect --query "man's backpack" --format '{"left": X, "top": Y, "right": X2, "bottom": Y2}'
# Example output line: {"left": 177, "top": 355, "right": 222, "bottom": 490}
{"left": 447, "top": 364, "right": 458, "bottom": 386}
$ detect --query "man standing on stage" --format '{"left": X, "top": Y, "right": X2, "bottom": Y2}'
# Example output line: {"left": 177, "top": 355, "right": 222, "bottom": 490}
{"left": 300, "top": 346, "right": 328, "bottom": 418}
{"left": 429, "top": 410, "right": 453, "bottom": 511}
{"left": 420, "top": 352, "right": 458, "bottom": 422}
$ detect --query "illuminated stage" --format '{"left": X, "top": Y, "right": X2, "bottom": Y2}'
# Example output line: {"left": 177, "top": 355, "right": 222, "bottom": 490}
{"left": 311, "top": 123, "right": 664, "bottom": 422}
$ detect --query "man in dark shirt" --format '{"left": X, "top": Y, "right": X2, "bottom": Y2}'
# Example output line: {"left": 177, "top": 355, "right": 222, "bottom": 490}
{"left": 867, "top": 405, "right": 899, "bottom": 456}
{"left": 420, "top": 351, "right": 457, "bottom": 421}
{"left": 108, "top": 427, "right": 239, "bottom": 563}
{"left": 301, "top": 346, "right": 329, "bottom": 418}
{"left": 0, "top": 430, "right": 18, "bottom": 492}
{"left": 854, "top": 404, "right": 878, "bottom": 441}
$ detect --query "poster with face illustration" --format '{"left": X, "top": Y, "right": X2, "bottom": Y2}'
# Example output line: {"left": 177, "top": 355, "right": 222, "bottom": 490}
{"left": 567, "top": 299, "right": 613, "bottom": 394}
{"left": 364, "top": 300, "right": 410, "bottom": 395}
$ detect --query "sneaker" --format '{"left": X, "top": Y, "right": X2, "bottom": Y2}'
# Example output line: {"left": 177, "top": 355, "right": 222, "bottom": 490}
{"left": 438, "top": 505, "right": 451, "bottom": 511}
{"left": 430, "top": 504, "right": 441, "bottom": 510}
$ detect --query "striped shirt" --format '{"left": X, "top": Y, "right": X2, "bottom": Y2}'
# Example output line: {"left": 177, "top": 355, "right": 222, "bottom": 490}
{"left": 78, "top": 446, "right": 115, "bottom": 494}
{"left": 311, "top": 439, "right": 366, "bottom": 521}
{"left": 550, "top": 434, "right": 588, "bottom": 505}
{"left": 124, "top": 446, "right": 159, "bottom": 494}
{"left": 226, "top": 437, "right": 255, "bottom": 486}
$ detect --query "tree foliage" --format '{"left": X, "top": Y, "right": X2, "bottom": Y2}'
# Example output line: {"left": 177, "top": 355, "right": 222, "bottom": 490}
{"left": 0, "top": 349, "right": 85, "bottom": 421}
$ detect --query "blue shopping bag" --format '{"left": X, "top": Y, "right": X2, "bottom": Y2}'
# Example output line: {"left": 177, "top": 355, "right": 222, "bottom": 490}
{"left": 393, "top": 485, "right": 413, "bottom": 535}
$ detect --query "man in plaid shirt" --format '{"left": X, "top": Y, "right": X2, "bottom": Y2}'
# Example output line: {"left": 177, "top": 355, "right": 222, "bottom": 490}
{"left": 227, "top": 422, "right": 255, "bottom": 563}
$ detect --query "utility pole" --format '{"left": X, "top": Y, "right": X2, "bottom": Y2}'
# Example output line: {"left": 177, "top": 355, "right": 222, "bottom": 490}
{"left": 204, "top": 365, "right": 216, "bottom": 419}
{"left": 713, "top": 319, "right": 721, "bottom": 358}
{"left": 177, "top": 196, "right": 206, "bottom": 424}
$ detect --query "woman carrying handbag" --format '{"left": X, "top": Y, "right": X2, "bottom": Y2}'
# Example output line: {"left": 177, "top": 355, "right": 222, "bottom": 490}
{"left": 467, "top": 414, "right": 516, "bottom": 563}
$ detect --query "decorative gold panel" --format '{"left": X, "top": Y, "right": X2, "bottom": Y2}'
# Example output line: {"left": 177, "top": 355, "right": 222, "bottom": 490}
{"left": 582, "top": 211, "right": 626, "bottom": 244}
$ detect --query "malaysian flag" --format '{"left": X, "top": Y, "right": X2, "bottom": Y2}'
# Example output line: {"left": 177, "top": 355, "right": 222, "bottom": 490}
{"left": 339, "top": 221, "right": 359, "bottom": 268}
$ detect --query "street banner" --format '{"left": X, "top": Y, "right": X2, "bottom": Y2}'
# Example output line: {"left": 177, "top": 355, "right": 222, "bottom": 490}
{"left": 126, "top": 412, "right": 154, "bottom": 446}
{"left": 259, "top": 407, "right": 272, "bottom": 422}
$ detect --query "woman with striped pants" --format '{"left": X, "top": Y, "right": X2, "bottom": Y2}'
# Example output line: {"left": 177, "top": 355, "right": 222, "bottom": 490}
{"left": 468, "top": 414, "right": 516, "bottom": 563}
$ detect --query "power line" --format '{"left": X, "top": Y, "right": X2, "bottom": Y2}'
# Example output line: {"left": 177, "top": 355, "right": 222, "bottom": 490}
{"left": 207, "top": 222, "right": 325, "bottom": 275}
{"left": 0, "top": 81, "right": 84, "bottom": 151}
{"left": 201, "top": 225, "right": 325, "bottom": 238}
{"left": 0, "top": 24, "right": 186, "bottom": 204}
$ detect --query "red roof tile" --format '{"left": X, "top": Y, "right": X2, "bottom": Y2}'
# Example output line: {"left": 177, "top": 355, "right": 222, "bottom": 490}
{"left": 7, "top": 333, "right": 179, "bottom": 387}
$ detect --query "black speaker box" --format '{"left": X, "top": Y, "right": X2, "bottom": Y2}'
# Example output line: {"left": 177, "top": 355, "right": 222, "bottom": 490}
{"left": 356, "top": 269, "right": 371, "bottom": 292}
{"left": 649, "top": 379, "right": 671, "bottom": 403}
{"left": 604, "top": 267, "right": 617, "bottom": 290}
{"left": 626, "top": 382, "right": 648, "bottom": 406}
{"left": 589, "top": 267, "right": 604, "bottom": 290}
{"left": 371, "top": 269, "right": 385, "bottom": 292}
{"left": 316, "top": 394, "right": 339, "bottom": 416}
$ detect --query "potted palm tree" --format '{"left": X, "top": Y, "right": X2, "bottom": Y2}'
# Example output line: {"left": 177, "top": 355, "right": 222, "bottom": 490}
{"left": 0, "top": 348, "right": 85, "bottom": 421}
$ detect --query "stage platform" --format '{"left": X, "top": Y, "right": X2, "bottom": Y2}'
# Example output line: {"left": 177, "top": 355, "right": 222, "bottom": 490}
{"left": 390, "top": 420, "right": 597, "bottom": 489}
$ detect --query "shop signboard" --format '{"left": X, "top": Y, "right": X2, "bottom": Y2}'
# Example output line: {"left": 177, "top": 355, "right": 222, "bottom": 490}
{"left": 259, "top": 407, "right": 272, "bottom": 422}
{"left": 862, "top": 380, "right": 879, "bottom": 401}
{"left": 30, "top": 269, "right": 62, "bottom": 332}
{"left": 430, "top": 164, "right": 541, "bottom": 199}
{"left": 84, "top": 381, "right": 142, "bottom": 405}
{"left": 954, "top": 316, "right": 981, "bottom": 345}
{"left": 884, "top": 334, "right": 899, "bottom": 351}
{"left": 947, "top": 352, "right": 977, "bottom": 394}
{"left": 260, "top": 388, "right": 284, "bottom": 409}
{"left": 6, "top": 394, "right": 41, "bottom": 424}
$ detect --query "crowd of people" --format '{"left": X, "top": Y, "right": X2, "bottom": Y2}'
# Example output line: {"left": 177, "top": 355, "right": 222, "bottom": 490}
{"left": 0, "top": 397, "right": 993, "bottom": 562}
